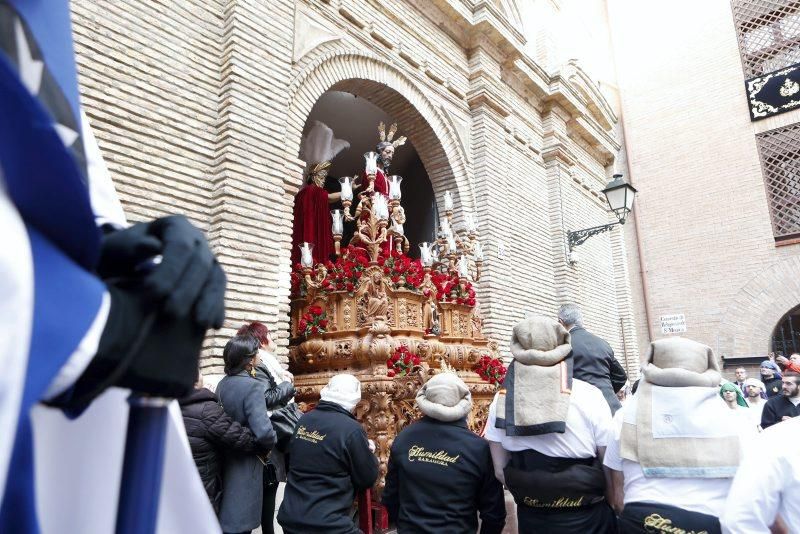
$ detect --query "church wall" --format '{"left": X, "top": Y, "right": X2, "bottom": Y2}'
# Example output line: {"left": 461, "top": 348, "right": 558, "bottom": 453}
{"left": 70, "top": 0, "right": 640, "bottom": 372}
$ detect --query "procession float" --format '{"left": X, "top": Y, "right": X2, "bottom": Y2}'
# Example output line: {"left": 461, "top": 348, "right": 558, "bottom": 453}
{"left": 288, "top": 121, "right": 505, "bottom": 488}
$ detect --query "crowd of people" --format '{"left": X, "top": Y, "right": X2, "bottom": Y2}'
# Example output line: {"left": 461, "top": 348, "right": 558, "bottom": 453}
{"left": 180, "top": 305, "right": 799, "bottom": 534}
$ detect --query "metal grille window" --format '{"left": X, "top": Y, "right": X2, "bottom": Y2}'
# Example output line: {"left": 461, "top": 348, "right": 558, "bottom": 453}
{"left": 732, "top": 1, "right": 800, "bottom": 77}
{"left": 757, "top": 123, "right": 800, "bottom": 240}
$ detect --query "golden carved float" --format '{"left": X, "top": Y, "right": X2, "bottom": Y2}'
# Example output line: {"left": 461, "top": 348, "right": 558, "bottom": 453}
{"left": 289, "top": 128, "right": 498, "bottom": 489}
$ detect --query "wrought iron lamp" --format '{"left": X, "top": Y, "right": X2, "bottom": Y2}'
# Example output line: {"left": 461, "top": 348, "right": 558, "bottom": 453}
{"left": 567, "top": 174, "right": 637, "bottom": 258}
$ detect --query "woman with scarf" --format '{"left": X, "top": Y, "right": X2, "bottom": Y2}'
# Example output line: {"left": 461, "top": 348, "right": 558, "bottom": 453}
{"left": 760, "top": 360, "right": 783, "bottom": 398}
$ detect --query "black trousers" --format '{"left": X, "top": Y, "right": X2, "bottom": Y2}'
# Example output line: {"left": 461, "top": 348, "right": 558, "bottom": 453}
{"left": 619, "top": 501, "right": 721, "bottom": 534}
{"left": 260, "top": 480, "right": 279, "bottom": 534}
{"left": 517, "top": 500, "right": 616, "bottom": 533}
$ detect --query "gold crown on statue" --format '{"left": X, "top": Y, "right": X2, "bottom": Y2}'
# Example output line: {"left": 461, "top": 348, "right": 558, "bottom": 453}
{"left": 378, "top": 122, "right": 407, "bottom": 148}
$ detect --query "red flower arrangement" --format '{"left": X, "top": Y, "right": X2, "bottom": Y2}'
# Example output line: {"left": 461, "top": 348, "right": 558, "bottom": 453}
{"left": 428, "top": 270, "right": 476, "bottom": 305}
{"left": 386, "top": 345, "right": 422, "bottom": 378}
{"left": 297, "top": 304, "right": 328, "bottom": 337}
{"left": 324, "top": 246, "right": 370, "bottom": 294}
{"left": 379, "top": 251, "right": 425, "bottom": 291}
{"left": 475, "top": 355, "right": 506, "bottom": 386}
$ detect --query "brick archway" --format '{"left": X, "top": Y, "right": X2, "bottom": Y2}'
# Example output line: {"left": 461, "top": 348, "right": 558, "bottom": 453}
{"left": 718, "top": 256, "right": 800, "bottom": 357}
{"left": 286, "top": 50, "right": 473, "bottom": 212}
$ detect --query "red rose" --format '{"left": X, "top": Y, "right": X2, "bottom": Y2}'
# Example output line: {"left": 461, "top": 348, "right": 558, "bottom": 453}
{"left": 387, "top": 370, "right": 396, "bottom": 378}
{"left": 309, "top": 305, "right": 323, "bottom": 315}
{"left": 346, "top": 282, "right": 355, "bottom": 292}
{"left": 310, "top": 325, "right": 319, "bottom": 334}
{"left": 319, "top": 319, "right": 328, "bottom": 328}
{"left": 298, "top": 319, "right": 307, "bottom": 332}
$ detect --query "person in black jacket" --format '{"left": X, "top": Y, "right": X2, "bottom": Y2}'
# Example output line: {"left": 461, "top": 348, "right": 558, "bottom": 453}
{"left": 179, "top": 375, "right": 264, "bottom": 514}
{"left": 382, "top": 373, "right": 506, "bottom": 534}
{"left": 558, "top": 303, "right": 627, "bottom": 413}
{"left": 761, "top": 373, "right": 800, "bottom": 429}
{"left": 278, "top": 374, "right": 378, "bottom": 534}
{"left": 759, "top": 360, "right": 783, "bottom": 398}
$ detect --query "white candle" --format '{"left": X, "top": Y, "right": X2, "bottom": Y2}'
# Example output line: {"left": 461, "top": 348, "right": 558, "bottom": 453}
{"left": 339, "top": 176, "right": 353, "bottom": 201}
{"left": 447, "top": 234, "right": 457, "bottom": 253}
{"left": 299, "top": 242, "right": 314, "bottom": 268}
{"left": 331, "top": 209, "right": 343, "bottom": 235}
{"left": 473, "top": 241, "right": 484, "bottom": 261}
{"left": 458, "top": 255, "right": 469, "bottom": 278}
{"left": 440, "top": 216, "right": 450, "bottom": 236}
{"left": 465, "top": 213, "right": 477, "bottom": 234}
{"left": 388, "top": 175, "right": 403, "bottom": 200}
{"left": 373, "top": 194, "right": 389, "bottom": 220}
{"left": 443, "top": 191, "right": 453, "bottom": 212}
{"left": 364, "top": 152, "right": 379, "bottom": 175}
{"left": 419, "top": 242, "right": 433, "bottom": 266}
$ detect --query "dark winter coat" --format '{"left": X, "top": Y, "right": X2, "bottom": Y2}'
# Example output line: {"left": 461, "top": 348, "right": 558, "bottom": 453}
{"left": 761, "top": 394, "right": 800, "bottom": 429}
{"left": 382, "top": 416, "right": 506, "bottom": 534}
{"left": 569, "top": 326, "right": 627, "bottom": 414}
{"left": 216, "top": 372, "right": 277, "bottom": 533}
{"left": 179, "top": 387, "right": 261, "bottom": 512}
{"left": 762, "top": 376, "right": 783, "bottom": 398}
{"left": 277, "top": 401, "right": 379, "bottom": 534}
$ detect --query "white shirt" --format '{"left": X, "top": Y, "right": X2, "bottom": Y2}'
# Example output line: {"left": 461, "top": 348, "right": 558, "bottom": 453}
{"left": 746, "top": 398, "right": 766, "bottom": 429}
{"left": 485, "top": 379, "right": 612, "bottom": 458}
{"left": 603, "top": 408, "right": 734, "bottom": 517}
{"left": 721, "top": 417, "right": 800, "bottom": 533}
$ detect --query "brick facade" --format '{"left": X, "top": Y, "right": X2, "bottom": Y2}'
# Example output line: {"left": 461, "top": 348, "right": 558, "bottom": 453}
{"left": 71, "top": 0, "right": 639, "bottom": 375}
{"left": 609, "top": 0, "right": 800, "bottom": 366}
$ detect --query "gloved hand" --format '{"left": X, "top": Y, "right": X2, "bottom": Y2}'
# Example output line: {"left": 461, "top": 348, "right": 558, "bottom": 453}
{"left": 57, "top": 216, "right": 227, "bottom": 411}
{"left": 96, "top": 215, "right": 226, "bottom": 329}
{"left": 265, "top": 381, "right": 296, "bottom": 410}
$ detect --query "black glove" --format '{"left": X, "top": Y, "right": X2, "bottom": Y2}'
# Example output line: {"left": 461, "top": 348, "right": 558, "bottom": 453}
{"left": 265, "top": 381, "right": 296, "bottom": 410}
{"left": 96, "top": 215, "right": 226, "bottom": 329}
{"left": 55, "top": 216, "right": 226, "bottom": 411}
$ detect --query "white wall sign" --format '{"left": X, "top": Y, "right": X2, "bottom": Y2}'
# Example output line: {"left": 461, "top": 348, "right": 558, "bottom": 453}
{"left": 660, "top": 313, "right": 686, "bottom": 334}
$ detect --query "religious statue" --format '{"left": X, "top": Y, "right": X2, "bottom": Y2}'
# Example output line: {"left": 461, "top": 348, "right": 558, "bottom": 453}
{"left": 292, "top": 121, "right": 351, "bottom": 265}
{"left": 362, "top": 122, "right": 406, "bottom": 256}
{"left": 365, "top": 270, "right": 389, "bottom": 321}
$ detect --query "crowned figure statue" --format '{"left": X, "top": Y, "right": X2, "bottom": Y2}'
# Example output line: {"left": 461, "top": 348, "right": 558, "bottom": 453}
{"left": 362, "top": 122, "right": 406, "bottom": 256}
{"left": 292, "top": 121, "right": 350, "bottom": 265}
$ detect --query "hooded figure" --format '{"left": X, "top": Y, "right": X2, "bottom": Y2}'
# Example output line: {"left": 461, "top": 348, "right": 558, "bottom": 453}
{"left": 719, "top": 382, "right": 748, "bottom": 409}
{"left": 485, "top": 317, "right": 615, "bottom": 534}
{"left": 382, "top": 373, "right": 506, "bottom": 534}
{"left": 277, "top": 374, "right": 377, "bottom": 534}
{"left": 603, "top": 337, "right": 755, "bottom": 534}
{"left": 759, "top": 360, "right": 783, "bottom": 398}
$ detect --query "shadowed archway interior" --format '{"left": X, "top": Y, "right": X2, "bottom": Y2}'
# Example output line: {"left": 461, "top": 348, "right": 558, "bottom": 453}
{"left": 300, "top": 87, "right": 439, "bottom": 256}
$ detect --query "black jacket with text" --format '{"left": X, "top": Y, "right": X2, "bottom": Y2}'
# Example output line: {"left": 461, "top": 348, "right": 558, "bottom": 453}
{"left": 277, "top": 401, "right": 378, "bottom": 534}
{"left": 569, "top": 326, "right": 627, "bottom": 414}
{"left": 382, "top": 416, "right": 506, "bottom": 534}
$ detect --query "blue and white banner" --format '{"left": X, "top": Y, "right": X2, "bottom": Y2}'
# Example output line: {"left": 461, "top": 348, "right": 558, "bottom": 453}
{"left": 0, "top": 1, "right": 220, "bottom": 532}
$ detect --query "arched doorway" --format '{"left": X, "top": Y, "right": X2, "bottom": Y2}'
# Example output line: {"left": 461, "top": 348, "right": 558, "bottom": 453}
{"left": 285, "top": 51, "right": 473, "bottom": 228}
{"left": 301, "top": 89, "right": 438, "bottom": 254}
{"left": 772, "top": 304, "right": 800, "bottom": 356}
